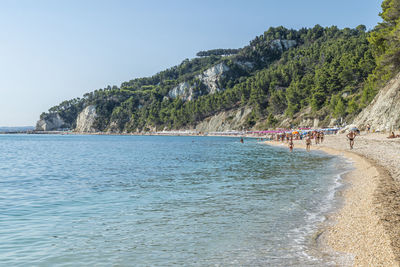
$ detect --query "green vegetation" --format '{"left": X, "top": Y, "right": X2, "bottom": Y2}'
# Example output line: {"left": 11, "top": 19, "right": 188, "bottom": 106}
{"left": 361, "top": 0, "right": 400, "bottom": 105}
{"left": 43, "top": 0, "right": 400, "bottom": 133}
{"left": 196, "top": 49, "right": 241, "bottom": 57}
{"left": 41, "top": 24, "right": 379, "bottom": 132}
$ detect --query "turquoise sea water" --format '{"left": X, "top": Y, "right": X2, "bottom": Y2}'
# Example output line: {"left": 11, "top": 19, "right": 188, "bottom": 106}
{"left": 0, "top": 135, "right": 349, "bottom": 266}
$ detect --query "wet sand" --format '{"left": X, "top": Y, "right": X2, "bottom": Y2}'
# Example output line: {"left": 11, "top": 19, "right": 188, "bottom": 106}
{"left": 265, "top": 133, "right": 400, "bottom": 266}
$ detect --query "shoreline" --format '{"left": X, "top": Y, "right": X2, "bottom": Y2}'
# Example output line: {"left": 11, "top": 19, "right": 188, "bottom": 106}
{"left": 264, "top": 134, "right": 400, "bottom": 266}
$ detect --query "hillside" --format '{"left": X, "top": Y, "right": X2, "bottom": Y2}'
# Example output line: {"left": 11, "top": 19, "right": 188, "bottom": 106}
{"left": 353, "top": 72, "right": 400, "bottom": 131}
{"left": 37, "top": 24, "right": 379, "bottom": 133}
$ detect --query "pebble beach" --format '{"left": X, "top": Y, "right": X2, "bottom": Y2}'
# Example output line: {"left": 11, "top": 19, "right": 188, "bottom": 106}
{"left": 265, "top": 133, "right": 400, "bottom": 266}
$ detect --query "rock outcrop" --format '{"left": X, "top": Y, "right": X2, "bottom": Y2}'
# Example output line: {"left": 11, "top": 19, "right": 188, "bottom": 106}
{"left": 353, "top": 73, "right": 400, "bottom": 131}
{"left": 270, "top": 39, "right": 297, "bottom": 51}
{"left": 36, "top": 114, "right": 66, "bottom": 131}
{"left": 168, "top": 62, "right": 230, "bottom": 101}
{"left": 197, "top": 62, "right": 230, "bottom": 94}
{"left": 75, "top": 105, "right": 97, "bottom": 132}
{"left": 195, "top": 107, "right": 252, "bottom": 132}
{"left": 168, "top": 82, "right": 197, "bottom": 101}
{"left": 167, "top": 41, "right": 296, "bottom": 102}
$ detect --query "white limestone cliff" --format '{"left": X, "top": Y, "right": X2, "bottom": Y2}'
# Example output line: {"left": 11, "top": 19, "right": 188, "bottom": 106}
{"left": 353, "top": 73, "right": 400, "bottom": 132}
{"left": 195, "top": 107, "right": 252, "bottom": 132}
{"left": 168, "top": 82, "right": 194, "bottom": 101}
{"left": 168, "top": 62, "right": 230, "bottom": 101}
{"left": 270, "top": 39, "right": 297, "bottom": 51}
{"left": 36, "top": 114, "right": 66, "bottom": 131}
{"left": 75, "top": 105, "right": 98, "bottom": 132}
{"left": 197, "top": 62, "right": 230, "bottom": 94}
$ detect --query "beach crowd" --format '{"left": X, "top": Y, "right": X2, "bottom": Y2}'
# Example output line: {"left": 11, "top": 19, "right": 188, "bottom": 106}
{"left": 261, "top": 124, "right": 400, "bottom": 152}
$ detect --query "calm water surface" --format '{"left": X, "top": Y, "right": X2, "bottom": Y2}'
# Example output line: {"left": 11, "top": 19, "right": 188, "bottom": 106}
{"left": 0, "top": 135, "right": 349, "bottom": 266}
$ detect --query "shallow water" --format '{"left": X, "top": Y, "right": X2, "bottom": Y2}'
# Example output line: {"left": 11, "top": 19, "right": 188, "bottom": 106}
{"left": 0, "top": 135, "right": 349, "bottom": 266}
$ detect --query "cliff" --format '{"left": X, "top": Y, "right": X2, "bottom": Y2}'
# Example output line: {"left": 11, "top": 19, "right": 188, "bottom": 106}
{"left": 37, "top": 26, "right": 375, "bottom": 133}
{"left": 167, "top": 62, "right": 232, "bottom": 101}
{"left": 353, "top": 73, "right": 400, "bottom": 131}
{"left": 195, "top": 107, "right": 252, "bottom": 132}
{"left": 36, "top": 113, "right": 68, "bottom": 131}
{"left": 75, "top": 105, "right": 98, "bottom": 132}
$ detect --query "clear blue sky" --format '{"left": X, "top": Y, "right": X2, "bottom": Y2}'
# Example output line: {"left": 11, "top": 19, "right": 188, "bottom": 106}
{"left": 0, "top": 0, "right": 382, "bottom": 126}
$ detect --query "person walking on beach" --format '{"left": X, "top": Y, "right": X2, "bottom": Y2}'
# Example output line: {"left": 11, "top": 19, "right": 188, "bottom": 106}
{"left": 366, "top": 123, "right": 371, "bottom": 133}
{"left": 305, "top": 134, "right": 311, "bottom": 152}
{"left": 346, "top": 131, "right": 356, "bottom": 149}
{"left": 320, "top": 132, "right": 324, "bottom": 143}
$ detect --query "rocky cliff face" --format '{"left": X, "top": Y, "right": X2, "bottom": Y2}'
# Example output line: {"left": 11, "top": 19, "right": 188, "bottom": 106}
{"left": 270, "top": 39, "right": 297, "bottom": 51}
{"left": 197, "top": 62, "right": 230, "bottom": 94}
{"left": 195, "top": 107, "right": 252, "bottom": 132}
{"left": 36, "top": 114, "right": 67, "bottom": 131}
{"left": 168, "top": 62, "right": 230, "bottom": 101}
{"left": 167, "top": 41, "right": 296, "bottom": 102}
{"left": 75, "top": 105, "right": 97, "bottom": 132}
{"left": 168, "top": 82, "right": 197, "bottom": 101}
{"left": 353, "top": 73, "right": 400, "bottom": 131}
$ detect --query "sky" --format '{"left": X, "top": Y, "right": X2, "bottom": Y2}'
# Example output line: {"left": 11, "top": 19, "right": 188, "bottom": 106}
{"left": 0, "top": 0, "right": 382, "bottom": 126}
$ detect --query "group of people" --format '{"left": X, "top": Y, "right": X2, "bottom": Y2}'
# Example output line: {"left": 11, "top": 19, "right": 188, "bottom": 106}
{"left": 259, "top": 123, "right": 399, "bottom": 152}
{"left": 272, "top": 131, "right": 326, "bottom": 152}
{"left": 273, "top": 129, "right": 358, "bottom": 152}
{"left": 304, "top": 131, "right": 324, "bottom": 151}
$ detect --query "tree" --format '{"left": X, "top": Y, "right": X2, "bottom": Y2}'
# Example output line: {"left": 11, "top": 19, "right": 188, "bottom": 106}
{"left": 334, "top": 98, "right": 346, "bottom": 118}
{"left": 346, "top": 97, "right": 359, "bottom": 115}
{"left": 266, "top": 113, "right": 278, "bottom": 127}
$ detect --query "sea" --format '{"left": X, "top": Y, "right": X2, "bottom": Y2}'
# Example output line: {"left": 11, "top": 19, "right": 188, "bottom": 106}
{"left": 0, "top": 134, "right": 351, "bottom": 266}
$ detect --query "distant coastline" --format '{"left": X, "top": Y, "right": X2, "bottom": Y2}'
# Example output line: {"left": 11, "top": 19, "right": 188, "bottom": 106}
{"left": 0, "top": 126, "right": 34, "bottom": 134}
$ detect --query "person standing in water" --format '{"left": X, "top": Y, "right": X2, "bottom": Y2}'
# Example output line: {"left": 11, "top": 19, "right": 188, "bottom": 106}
{"left": 305, "top": 134, "right": 311, "bottom": 152}
{"left": 240, "top": 137, "right": 244, "bottom": 143}
{"left": 346, "top": 131, "right": 356, "bottom": 149}
{"left": 288, "top": 137, "right": 294, "bottom": 152}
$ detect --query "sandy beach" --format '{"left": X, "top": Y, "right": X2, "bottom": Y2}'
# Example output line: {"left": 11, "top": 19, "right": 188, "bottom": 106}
{"left": 265, "top": 133, "right": 400, "bottom": 266}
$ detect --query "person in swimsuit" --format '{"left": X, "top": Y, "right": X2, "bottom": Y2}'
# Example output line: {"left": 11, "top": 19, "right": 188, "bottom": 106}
{"left": 346, "top": 131, "right": 356, "bottom": 149}
{"left": 366, "top": 123, "right": 371, "bottom": 133}
{"left": 320, "top": 131, "right": 324, "bottom": 143}
{"left": 289, "top": 137, "right": 294, "bottom": 152}
{"left": 305, "top": 134, "right": 311, "bottom": 152}
{"left": 387, "top": 132, "right": 396, "bottom": 139}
